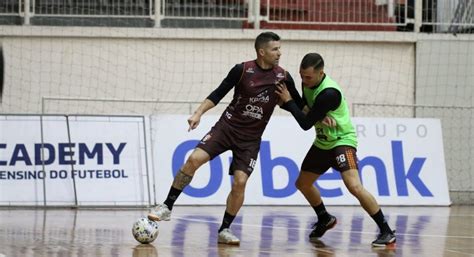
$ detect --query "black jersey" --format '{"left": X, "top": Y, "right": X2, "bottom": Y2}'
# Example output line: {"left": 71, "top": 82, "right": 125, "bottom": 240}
{"left": 207, "top": 60, "right": 302, "bottom": 140}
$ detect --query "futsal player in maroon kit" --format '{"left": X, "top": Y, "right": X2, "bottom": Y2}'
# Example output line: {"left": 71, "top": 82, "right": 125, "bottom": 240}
{"left": 148, "top": 32, "right": 304, "bottom": 245}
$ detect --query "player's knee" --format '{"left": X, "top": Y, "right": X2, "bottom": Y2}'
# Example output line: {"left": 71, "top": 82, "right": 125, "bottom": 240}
{"left": 295, "top": 178, "right": 310, "bottom": 191}
{"left": 231, "top": 177, "right": 247, "bottom": 192}
{"left": 347, "top": 183, "right": 364, "bottom": 197}
{"left": 185, "top": 154, "right": 206, "bottom": 171}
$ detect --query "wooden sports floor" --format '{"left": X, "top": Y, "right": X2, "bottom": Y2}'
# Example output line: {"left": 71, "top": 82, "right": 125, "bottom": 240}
{"left": 0, "top": 206, "right": 473, "bottom": 257}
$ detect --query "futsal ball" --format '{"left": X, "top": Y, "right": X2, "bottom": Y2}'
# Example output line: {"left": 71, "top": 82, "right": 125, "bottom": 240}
{"left": 132, "top": 217, "right": 159, "bottom": 244}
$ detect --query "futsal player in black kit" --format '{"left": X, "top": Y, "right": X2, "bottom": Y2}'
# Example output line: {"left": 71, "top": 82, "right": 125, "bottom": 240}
{"left": 148, "top": 32, "right": 304, "bottom": 245}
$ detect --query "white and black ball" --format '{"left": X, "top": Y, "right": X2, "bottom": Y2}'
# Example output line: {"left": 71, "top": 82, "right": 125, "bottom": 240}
{"left": 132, "top": 217, "right": 159, "bottom": 244}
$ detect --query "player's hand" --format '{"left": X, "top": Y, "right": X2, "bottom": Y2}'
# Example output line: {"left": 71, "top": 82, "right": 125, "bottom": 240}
{"left": 187, "top": 113, "right": 201, "bottom": 132}
{"left": 275, "top": 82, "right": 292, "bottom": 103}
{"left": 322, "top": 116, "right": 336, "bottom": 127}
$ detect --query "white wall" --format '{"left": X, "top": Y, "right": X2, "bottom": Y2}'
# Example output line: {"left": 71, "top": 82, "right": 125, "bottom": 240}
{"left": 416, "top": 39, "right": 474, "bottom": 204}
{"left": 0, "top": 27, "right": 415, "bottom": 115}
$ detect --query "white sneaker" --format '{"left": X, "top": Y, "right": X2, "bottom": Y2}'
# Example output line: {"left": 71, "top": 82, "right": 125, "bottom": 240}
{"left": 218, "top": 228, "right": 240, "bottom": 245}
{"left": 147, "top": 204, "right": 171, "bottom": 221}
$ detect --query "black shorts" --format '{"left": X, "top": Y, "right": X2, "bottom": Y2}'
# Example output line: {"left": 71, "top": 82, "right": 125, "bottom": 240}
{"left": 196, "top": 121, "right": 260, "bottom": 176}
{"left": 301, "top": 145, "right": 358, "bottom": 174}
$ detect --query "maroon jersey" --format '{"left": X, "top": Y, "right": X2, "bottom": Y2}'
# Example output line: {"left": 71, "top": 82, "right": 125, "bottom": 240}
{"left": 217, "top": 60, "right": 287, "bottom": 140}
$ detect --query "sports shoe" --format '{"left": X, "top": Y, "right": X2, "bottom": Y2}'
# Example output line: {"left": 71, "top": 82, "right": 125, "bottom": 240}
{"left": 147, "top": 204, "right": 171, "bottom": 221}
{"left": 218, "top": 228, "right": 240, "bottom": 245}
{"left": 372, "top": 230, "right": 396, "bottom": 247}
{"left": 309, "top": 214, "right": 337, "bottom": 240}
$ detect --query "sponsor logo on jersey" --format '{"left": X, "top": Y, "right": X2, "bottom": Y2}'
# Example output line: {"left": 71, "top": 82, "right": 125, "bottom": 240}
{"left": 242, "top": 104, "right": 264, "bottom": 120}
{"left": 249, "top": 95, "right": 270, "bottom": 103}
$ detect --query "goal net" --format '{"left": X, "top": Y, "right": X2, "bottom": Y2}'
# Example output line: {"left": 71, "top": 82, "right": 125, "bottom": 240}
{"left": 0, "top": 0, "right": 472, "bottom": 204}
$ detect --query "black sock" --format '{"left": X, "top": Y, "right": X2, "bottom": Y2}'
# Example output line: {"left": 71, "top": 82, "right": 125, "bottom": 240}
{"left": 218, "top": 211, "right": 236, "bottom": 233}
{"left": 371, "top": 209, "right": 392, "bottom": 233}
{"left": 313, "top": 202, "right": 330, "bottom": 222}
{"left": 163, "top": 186, "right": 182, "bottom": 211}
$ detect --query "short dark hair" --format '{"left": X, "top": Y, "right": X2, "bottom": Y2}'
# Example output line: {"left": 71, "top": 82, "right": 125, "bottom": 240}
{"left": 255, "top": 32, "right": 280, "bottom": 51}
{"left": 300, "top": 53, "right": 324, "bottom": 70}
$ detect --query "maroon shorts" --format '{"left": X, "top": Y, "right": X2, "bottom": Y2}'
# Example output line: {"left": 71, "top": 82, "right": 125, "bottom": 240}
{"left": 196, "top": 121, "right": 260, "bottom": 176}
{"left": 301, "top": 145, "right": 358, "bottom": 174}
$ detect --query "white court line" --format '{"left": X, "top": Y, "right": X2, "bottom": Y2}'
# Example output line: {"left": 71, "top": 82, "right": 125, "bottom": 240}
{"left": 446, "top": 249, "right": 474, "bottom": 256}
{"left": 173, "top": 216, "right": 474, "bottom": 240}
{"left": 241, "top": 213, "right": 474, "bottom": 218}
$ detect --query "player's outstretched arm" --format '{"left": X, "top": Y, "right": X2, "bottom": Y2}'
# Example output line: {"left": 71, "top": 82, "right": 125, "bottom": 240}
{"left": 189, "top": 64, "right": 242, "bottom": 131}
{"left": 276, "top": 84, "right": 340, "bottom": 130}
{"left": 279, "top": 73, "right": 305, "bottom": 110}
{"left": 276, "top": 83, "right": 314, "bottom": 130}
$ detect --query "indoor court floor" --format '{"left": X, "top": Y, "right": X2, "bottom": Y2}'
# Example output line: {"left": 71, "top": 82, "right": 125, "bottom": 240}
{"left": 0, "top": 206, "right": 473, "bottom": 257}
